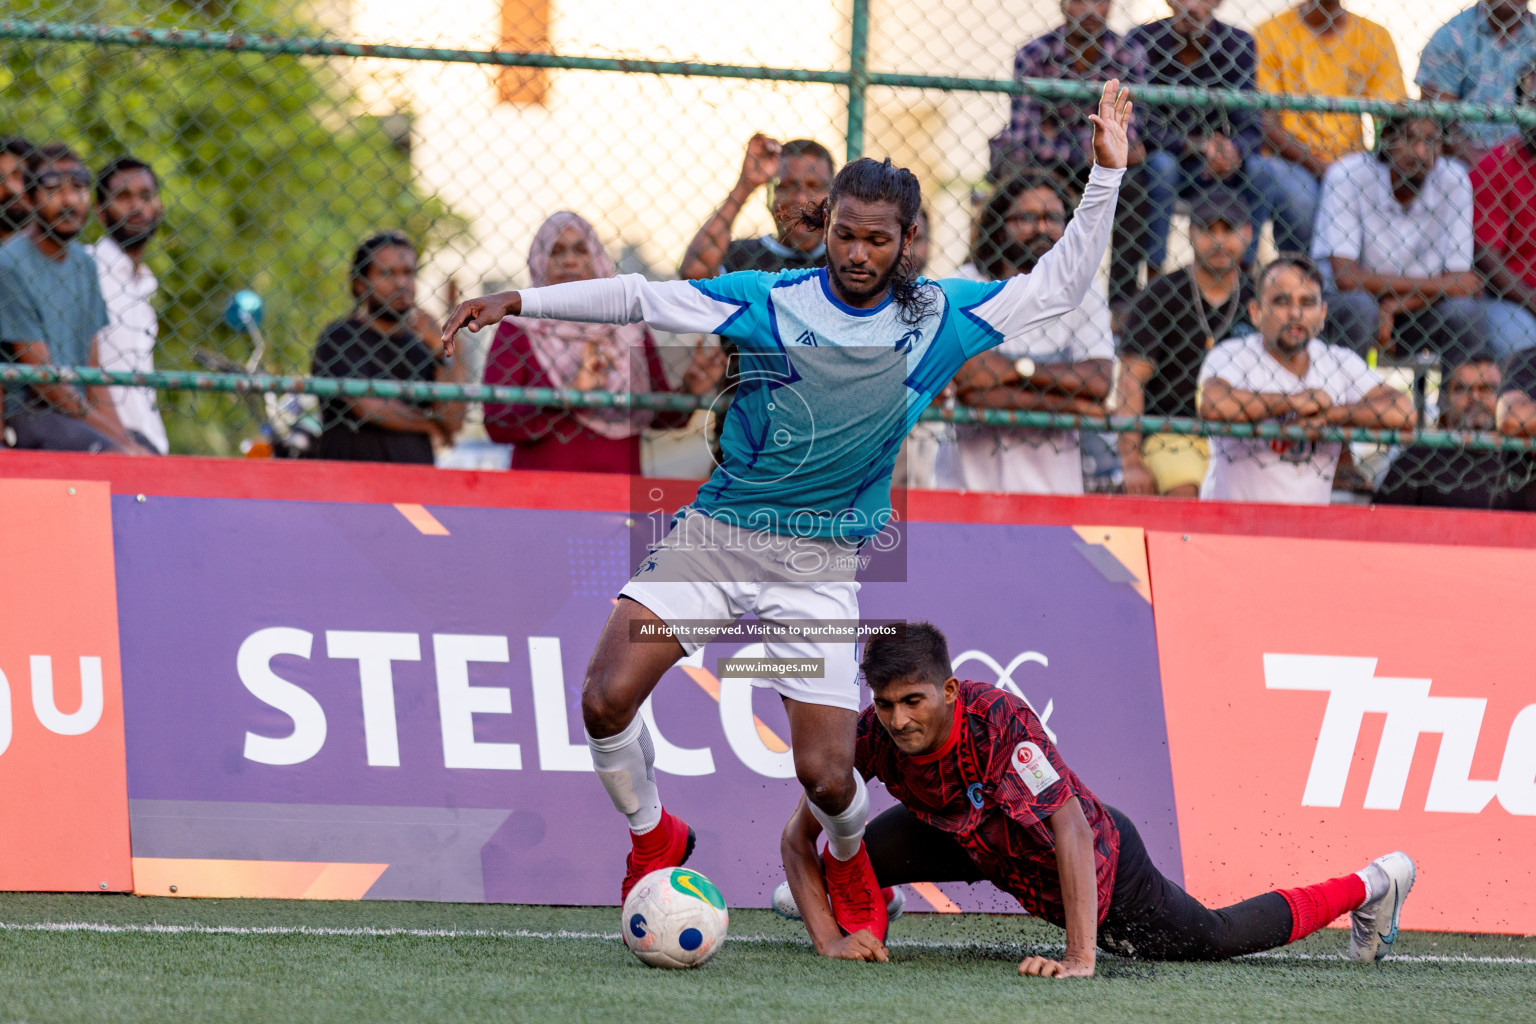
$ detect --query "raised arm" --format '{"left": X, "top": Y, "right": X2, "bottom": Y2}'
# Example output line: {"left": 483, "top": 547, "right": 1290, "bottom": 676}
{"left": 966, "top": 82, "right": 1132, "bottom": 346}
{"left": 679, "top": 134, "right": 779, "bottom": 280}
{"left": 442, "top": 275, "right": 742, "bottom": 354}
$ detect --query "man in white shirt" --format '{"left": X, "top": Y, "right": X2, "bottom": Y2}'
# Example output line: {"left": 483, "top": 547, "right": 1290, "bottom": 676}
{"left": 89, "top": 156, "right": 167, "bottom": 454}
{"left": 1310, "top": 116, "right": 1485, "bottom": 359}
{"left": 942, "top": 171, "right": 1114, "bottom": 494}
{"left": 1198, "top": 255, "right": 1414, "bottom": 504}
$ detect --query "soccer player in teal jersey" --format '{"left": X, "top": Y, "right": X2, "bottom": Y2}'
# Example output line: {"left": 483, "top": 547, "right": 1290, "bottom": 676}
{"left": 443, "top": 82, "right": 1133, "bottom": 943}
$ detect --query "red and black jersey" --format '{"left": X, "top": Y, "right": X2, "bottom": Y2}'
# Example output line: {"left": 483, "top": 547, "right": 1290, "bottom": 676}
{"left": 855, "top": 679, "right": 1121, "bottom": 926}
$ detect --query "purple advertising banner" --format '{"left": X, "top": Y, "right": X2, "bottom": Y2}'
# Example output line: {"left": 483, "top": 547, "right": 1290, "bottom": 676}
{"left": 113, "top": 496, "right": 1175, "bottom": 910}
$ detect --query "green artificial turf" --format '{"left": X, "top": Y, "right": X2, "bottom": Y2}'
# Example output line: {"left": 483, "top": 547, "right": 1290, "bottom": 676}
{"left": 1, "top": 894, "right": 1532, "bottom": 1023}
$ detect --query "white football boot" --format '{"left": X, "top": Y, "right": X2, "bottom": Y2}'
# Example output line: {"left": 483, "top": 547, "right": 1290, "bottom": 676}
{"left": 771, "top": 880, "right": 905, "bottom": 923}
{"left": 1348, "top": 851, "right": 1416, "bottom": 962}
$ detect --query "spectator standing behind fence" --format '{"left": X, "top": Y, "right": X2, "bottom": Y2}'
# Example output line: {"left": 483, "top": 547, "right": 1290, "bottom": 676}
{"left": 88, "top": 157, "right": 168, "bottom": 455}
{"left": 1254, "top": 0, "right": 1406, "bottom": 256}
{"left": 1198, "top": 256, "right": 1414, "bottom": 504}
{"left": 1128, "top": 0, "right": 1267, "bottom": 272}
{"left": 311, "top": 231, "right": 466, "bottom": 464}
{"left": 1418, "top": 1, "right": 1536, "bottom": 167}
{"left": 989, "top": 0, "right": 1150, "bottom": 311}
{"left": 1117, "top": 192, "right": 1254, "bottom": 497}
{"left": 0, "top": 138, "right": 32, "bottom": 245}
{"left": 483, "top": 212, "right": 725, "bottom": 474}
{"left": 0, "top": 144, "right": 152, "bottom": 454}
{"left": 940, "top": 173, "right": 1113, "bottom": 495}
{"left": 1311, "top": 116, "right": 1484, "bottom": 361}
{"left": 678, "top": 135, "right": 834, "bottom": 279}
{"left": 1472, "top": 58, "right": 1536, "bottom": 360}
{"left": 1374, "top": 351, "right": 1502, "bottom": 508}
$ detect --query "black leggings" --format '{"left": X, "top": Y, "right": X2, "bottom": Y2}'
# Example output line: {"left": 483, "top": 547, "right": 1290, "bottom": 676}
{"left": 863, "top": 803, "right": 1294, "bottom": 962}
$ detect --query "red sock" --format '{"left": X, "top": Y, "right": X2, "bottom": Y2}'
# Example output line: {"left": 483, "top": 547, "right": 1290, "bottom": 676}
{"left": 1276, "top": 873, "right": 1368, "bottom": 943}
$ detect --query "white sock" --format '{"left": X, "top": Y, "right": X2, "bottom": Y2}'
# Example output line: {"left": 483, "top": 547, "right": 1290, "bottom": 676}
{"left": 586, "top": 717, "right": 662, "bottom": 834}
{"left": 1357, "top": 862, "right": 1388, "bottom": 903}
{"left": 808, "top": 771, "right": 869, "bottom": 862}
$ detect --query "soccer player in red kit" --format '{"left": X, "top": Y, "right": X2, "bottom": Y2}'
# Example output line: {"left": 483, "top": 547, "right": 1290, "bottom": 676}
{"left": 779, "top": 622, "right": 1416, "bottom": 975}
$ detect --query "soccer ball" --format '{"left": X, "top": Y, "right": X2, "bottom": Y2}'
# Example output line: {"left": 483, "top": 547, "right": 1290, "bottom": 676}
{"left": 621, "top": 867, "right": 729, "bottom": 969}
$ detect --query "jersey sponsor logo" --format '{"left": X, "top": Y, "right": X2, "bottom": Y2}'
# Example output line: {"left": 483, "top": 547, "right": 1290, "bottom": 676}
{"left": 1265, "top": 653, "right": 1536, "bottom": 815}
{"left": 894, "top": 328, "right": 922, "bottom": 352}
{"left": 966, "top": 782, "right": 985, "bottom": 808}
{"left": 1011, "top": 741, "right": 1060, "bottom": 796}
{"left": 793, "top": 329, "right": 820, "bottom": 347}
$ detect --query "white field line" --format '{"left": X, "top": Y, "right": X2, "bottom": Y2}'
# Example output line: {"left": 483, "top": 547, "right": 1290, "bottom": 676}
{"left": 1, "top": 921, "right": 1533, "bottom": 965}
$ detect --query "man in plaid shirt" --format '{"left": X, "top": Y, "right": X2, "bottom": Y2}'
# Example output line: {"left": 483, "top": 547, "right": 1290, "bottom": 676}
{"left": 990, "top": 0, "right": 1151, "bottom": 309}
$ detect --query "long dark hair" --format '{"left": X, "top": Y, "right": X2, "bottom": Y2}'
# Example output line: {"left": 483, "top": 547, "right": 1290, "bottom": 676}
{"left": 785, "top": 157, "right": 935, "bottom": 326}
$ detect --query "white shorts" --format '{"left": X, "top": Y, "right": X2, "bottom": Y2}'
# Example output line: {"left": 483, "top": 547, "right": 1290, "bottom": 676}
{"left": 619, "top": 509, "right": 863, "bottom": 711}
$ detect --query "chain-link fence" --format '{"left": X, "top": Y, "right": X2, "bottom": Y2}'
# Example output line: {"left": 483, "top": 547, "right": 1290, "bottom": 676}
{"left": 3, "top": 0, "right": 1536, "bottom": 509}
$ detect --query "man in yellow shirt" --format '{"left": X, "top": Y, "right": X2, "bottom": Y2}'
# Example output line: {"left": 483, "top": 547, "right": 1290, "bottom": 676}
{"left": 1255, "top": 0, "right": 1405, "bottom": 255}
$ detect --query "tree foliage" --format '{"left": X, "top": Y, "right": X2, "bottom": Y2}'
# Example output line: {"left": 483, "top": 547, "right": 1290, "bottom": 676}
{"left": 1, "top": 0, "right": 466, "bottom": 453}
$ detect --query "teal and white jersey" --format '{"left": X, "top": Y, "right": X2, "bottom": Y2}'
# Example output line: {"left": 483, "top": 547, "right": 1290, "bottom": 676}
{"left": 516, "top": 165, "right": 1125, "bottom": 540}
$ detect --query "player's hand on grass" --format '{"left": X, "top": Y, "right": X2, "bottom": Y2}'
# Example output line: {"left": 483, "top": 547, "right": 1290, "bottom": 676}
{"left": 1089, "top": 80, "right": 1133, "bottom": 170}
{"left": 440, "top": 291, "right": 523, "bottom": 355}
{"left": 1017, "top": 953, "right": 1095, "bottom": 979}
{"left": 818, "top": 930, "right": 889, "bottom": 962}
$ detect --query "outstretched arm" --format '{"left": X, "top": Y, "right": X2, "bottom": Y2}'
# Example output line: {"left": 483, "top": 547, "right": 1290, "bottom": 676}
{"left": 965, "top": 82, "right": 1132, "bottom": 347}
{"left": 441, "top": 275, "right": 741, "bottom": 355}
{"left": 1018, "top": 797, "right": 1097, "bottom": 979}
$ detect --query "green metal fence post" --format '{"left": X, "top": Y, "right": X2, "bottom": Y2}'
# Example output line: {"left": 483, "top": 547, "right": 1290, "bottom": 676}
{"left": 846, "top": 0, "right": 870, "bottom": 162}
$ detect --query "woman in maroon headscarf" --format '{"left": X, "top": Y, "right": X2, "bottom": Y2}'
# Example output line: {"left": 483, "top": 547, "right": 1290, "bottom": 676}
{"left": 483, "top": 211, "right": 724, "bottom": 473}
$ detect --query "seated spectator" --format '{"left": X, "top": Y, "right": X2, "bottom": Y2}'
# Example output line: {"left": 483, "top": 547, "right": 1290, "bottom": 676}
{"left": 312, "top": 231, "right": 466, "bottom": 463}
{"left": 0, "top": 143, "right": 152, "bottom": 454}
{"left": 678, "top": 135, "right": 834, "bottom": 279}
{"left": 1198, "top": 255, "right": 1414, "bottom": 504}
{"left": 1473, "top": 57, "right": 1536, "bottom": 360}
{"left": 483, "top": 212, "right": 724, "bottom": 474}
{"left": 1494, "top": 340, "right": 1536, "bottom": 507}
{"left": 0, "top": 137, "right": 32, "bottom": 244}
{"left": 1254, "top": 0, "right": 1406, "bottom": 256}
{"left": 1374, "top": 352, "right": 1502, "bottom": 508}
{"left": 1418, "top": 1, "right": 1536, "bottom": 166}
{"left": 1129, "top": 0, "right": 1267, "bottom": 270}
{"left": 1118, "top": 192, "right": 1255, "bottom": 497}
{"left": 988, "top": 0, "right": 1149, "bottom": 310}
{"left": 942, "top": 173, "right": 1113, "bottom": 495}
{"left": 1311, "top": 115, "right": 1484, "bottom": 361}
{"left": 90, "top": 156, "right": 168, "bottom": 455}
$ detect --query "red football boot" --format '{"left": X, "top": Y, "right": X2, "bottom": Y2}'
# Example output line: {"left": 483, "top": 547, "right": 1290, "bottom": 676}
{"left": 621, "top": 808, "right": 696, "bottom": 902}
{"left": 822, "top": 840, "right": 889, "bottom": 941}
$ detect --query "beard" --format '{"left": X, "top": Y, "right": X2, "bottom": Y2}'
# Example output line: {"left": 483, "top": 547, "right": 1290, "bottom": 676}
{"left": 365, "top": 296, "right": 411, "bottom": 325}
{"left": 1271, "top": 330, "right": 1310, "bottom": 358}
{"left": 107, "top": 215, "right": 162, "bottom": 249}
{"left": 830, "top": 247, "right": 906, "bottom": 305}
{"left": 41, "top": 217, "right": 83, "bottom": 242}
{"left": 0, "top": 196, "right": 28, "bottom": 233}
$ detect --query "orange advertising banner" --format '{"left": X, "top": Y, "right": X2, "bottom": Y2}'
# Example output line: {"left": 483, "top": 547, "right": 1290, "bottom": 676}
{"left": 0, "top": 478, "right": 132, "bottom": 891}
{"left": 1148, "top": 530, "right": 1536, "bottom": 934}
